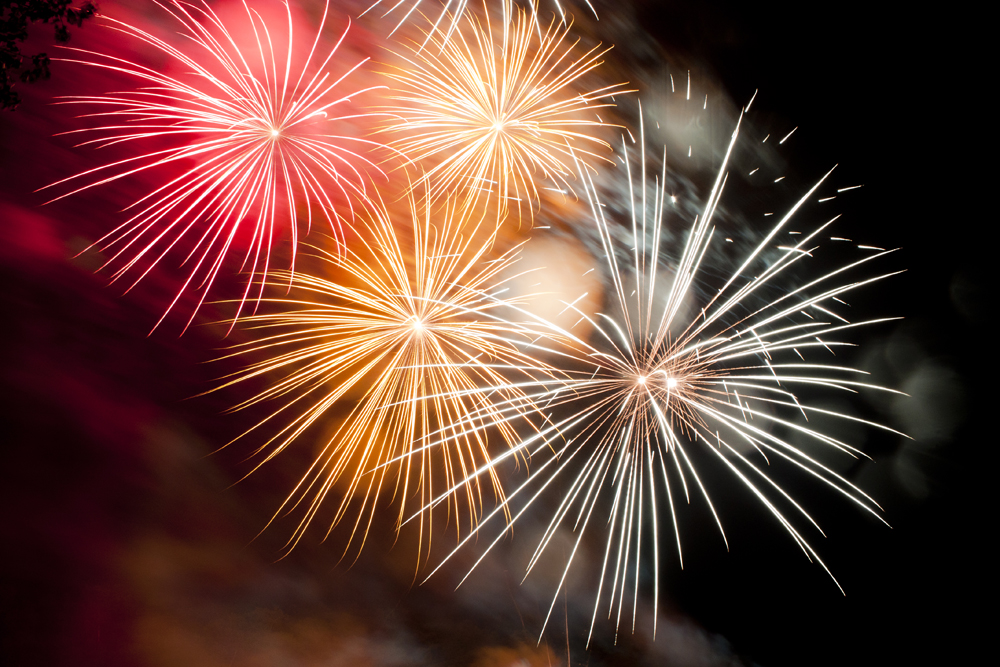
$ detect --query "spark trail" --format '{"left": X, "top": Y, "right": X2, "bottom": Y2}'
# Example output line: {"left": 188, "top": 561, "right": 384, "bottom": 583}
{"left": 360, "top": 0, "right": 599, "bottom": 47}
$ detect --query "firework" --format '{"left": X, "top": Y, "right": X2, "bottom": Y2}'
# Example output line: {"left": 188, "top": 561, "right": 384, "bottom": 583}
{"left": 214, "top": 191, "right": 558, "bottom": 564}
{"left": 43, "top": 0, "right": 384, "bottom": 329}
{"left": 378, "top": 0, "right": 629, "bottom": 223}
{"left": 416, "top": 105, "right": 906, "bottom": 642}
{"left": 360, "top": 0, "right": 599, "bottom": 45}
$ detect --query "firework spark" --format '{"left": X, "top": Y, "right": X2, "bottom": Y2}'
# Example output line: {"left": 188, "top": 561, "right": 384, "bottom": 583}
{"left": 360, "top": 0, "right": 599, "bottom": 46}
{"left": 378, "top": 0, "right": 629, "bottom": 222}
{"left": 415, "top": 105, "right": 906, "bottom": 642}
{"left": 42, "top": 0, "right": 385, "bottom": 329}
{"left": 214, "top": 191, "right": 558, "bottom": 564}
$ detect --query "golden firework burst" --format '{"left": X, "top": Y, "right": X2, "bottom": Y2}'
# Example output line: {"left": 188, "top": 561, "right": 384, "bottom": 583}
{"left": 378, "top": 0, "right": 629, "bottom": 222}
{"left": 215, "top": 191, "right": 558, "bottom": 564}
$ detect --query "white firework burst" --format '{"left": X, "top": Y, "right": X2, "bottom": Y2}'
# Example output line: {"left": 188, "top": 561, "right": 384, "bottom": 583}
{"left": 411, "top": 101, "right": 906, "bottom": 643}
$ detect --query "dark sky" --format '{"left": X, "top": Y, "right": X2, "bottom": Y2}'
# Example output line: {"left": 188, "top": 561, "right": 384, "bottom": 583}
{"left": 0, "top": 1, "right": 982, "bottom": 666}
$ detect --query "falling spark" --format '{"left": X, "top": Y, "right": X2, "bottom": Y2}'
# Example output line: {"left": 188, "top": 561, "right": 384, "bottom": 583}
{"left": 214, "top": 190, "right": 557, "bottom": 565}
{"left": 378, "top": 0, "right": 629, "bottom": 223}
{"left": 42, "top": 0, "right": 385, "bottom": 330}
{"left": 415, "top": 104, "right": 905, "bottom": 643}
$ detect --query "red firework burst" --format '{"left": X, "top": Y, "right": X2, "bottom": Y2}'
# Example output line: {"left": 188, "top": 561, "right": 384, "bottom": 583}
{"left": 43, "top": 0, "right": 386, "bottom": 330}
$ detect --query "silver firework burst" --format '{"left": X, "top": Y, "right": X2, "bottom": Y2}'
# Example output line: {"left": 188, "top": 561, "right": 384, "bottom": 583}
{"left": 412, "top": 99, "right": 906, "bottom": 644}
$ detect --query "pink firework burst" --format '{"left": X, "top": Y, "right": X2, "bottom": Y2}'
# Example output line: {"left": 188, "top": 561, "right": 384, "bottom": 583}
{"left": 42, "top": 0, "right": 386, "bottom": 330}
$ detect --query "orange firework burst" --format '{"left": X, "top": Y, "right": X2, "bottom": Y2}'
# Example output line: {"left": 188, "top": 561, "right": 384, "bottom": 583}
{"left": 215, "top": 192, "right": 557, "bottom": 563}
{"left": 379, "top": 0, "right": 629, "bottom": 222}
{"left": 43, "top": 0, "right": 385, "bottom": 329}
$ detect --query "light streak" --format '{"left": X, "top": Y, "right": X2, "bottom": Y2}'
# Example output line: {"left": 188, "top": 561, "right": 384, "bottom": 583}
{"left": 42, "top": 0, "right": 385, "bottom": 330}
{"left": 360, "top": 0, "right": 599, "bottom": 47}
{"left": 378, "top": 0, "right": 629, "bottom": 223}
{"left": 214, "top": 191, "right": 557, "bottom": 565}
{"left": 414, "top": 104, "right": 905, "bottom": 643}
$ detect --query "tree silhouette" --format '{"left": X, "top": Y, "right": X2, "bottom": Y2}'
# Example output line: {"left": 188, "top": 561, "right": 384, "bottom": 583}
{"left": 2, "top": 1, "right": 96, "bottom": 110}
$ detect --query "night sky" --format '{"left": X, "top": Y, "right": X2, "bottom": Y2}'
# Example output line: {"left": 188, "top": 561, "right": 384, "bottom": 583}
{"left": 0, "top": 1, "right": 983, "bottom": 666}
